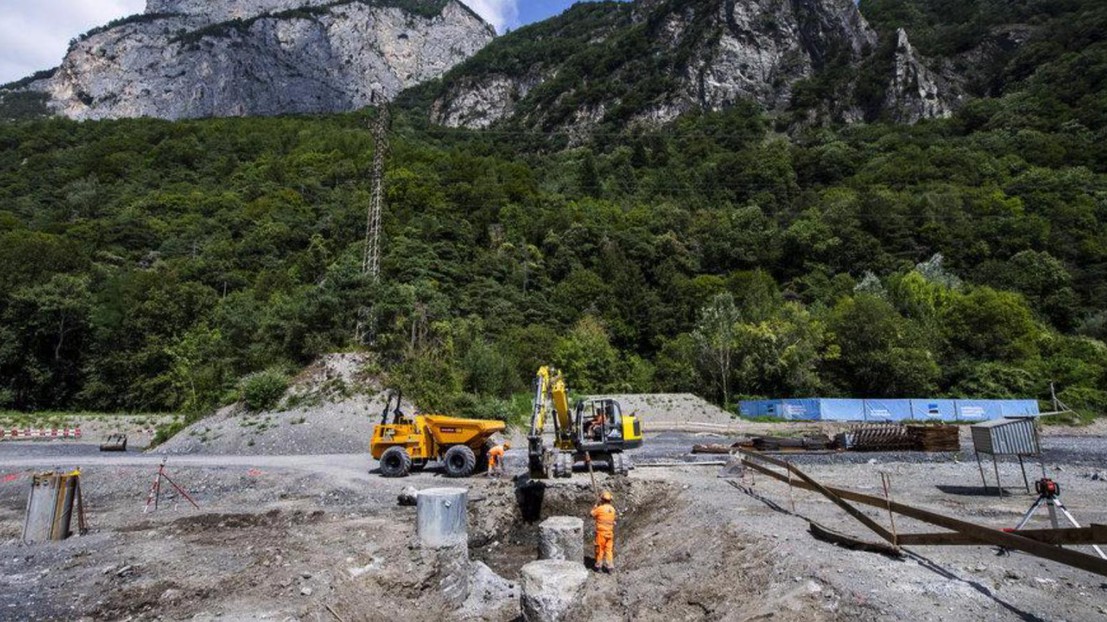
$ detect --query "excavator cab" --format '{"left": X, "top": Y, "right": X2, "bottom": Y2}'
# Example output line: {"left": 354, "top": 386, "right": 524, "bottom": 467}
{"left": 575, "top": 398, "right": 642, "bottom": 453}
{"left": 528, "top": 366, "right": 644, "bottom": 478}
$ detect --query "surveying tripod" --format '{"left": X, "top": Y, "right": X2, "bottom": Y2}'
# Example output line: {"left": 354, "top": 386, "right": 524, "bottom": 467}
{"left": 1012, "top": 478, "right": 1107, "bottom": 560}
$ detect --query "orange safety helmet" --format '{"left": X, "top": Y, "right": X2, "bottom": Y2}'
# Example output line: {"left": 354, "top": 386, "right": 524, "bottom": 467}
{"left": 600, "top": 490, "right": 613, "bottom": 502}
{"left": 503, "top": 441, "right": 512, "bottom": 449}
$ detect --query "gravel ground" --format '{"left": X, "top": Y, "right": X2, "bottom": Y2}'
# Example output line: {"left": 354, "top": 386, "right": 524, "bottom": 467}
{"left": 1, "top": 427, "right": 1106, "bottom": 621}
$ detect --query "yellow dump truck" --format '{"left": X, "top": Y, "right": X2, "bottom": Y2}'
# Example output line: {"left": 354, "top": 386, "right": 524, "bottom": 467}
{"left": 370, "top": 391, "right": 506, "bottom": 478}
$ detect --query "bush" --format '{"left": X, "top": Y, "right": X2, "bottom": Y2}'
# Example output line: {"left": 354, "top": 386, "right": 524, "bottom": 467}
{"left": 1048, "top": 386, "right": 1107, "bottom": 425}
{"left": 240, "top": 369, "right": 289, "bottom": 412}
{"left": 151, "top": 419, "right": 187, "bottom": 447}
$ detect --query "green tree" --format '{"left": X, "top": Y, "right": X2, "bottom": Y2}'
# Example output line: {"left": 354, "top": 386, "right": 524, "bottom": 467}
{"left": 693, "top": 293, "right": 741, "bottom": 406}
{"left": 0, "top": 274, "right": 91, "bottom": 408}
{"left": 825, "top": 294, "right": 939, "bottom": 397}
{"left": 164, "top": 324, "right": 230, "bottom": 413}
{"left": 941, "top": 287, "right": 1041, "bottom": 362}
{"left": 552, "top": 316, "right": 619, "bottom": 393}
{"left": 734, "top": 302, "right": 826, "bottom": 397}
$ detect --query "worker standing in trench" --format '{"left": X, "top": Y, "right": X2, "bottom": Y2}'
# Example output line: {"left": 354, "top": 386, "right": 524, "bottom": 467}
{"left": 591, "top": 490, "right": 617, "bottom": 572}
{"left": 486, "top": 441, "right": 510, "bottom": 477}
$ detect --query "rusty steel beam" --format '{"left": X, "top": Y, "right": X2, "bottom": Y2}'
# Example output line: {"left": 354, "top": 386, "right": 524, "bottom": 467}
{"left": 895, "top": 524, "right": 1107, "bottom": 546}
{"left": 737, "top": 452, "right": 1107, "bottom": 578}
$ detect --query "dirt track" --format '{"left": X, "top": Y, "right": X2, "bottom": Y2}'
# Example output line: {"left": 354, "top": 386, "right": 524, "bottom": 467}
{"left": 2, "top": 432, "right": 1106, "bottom": 621}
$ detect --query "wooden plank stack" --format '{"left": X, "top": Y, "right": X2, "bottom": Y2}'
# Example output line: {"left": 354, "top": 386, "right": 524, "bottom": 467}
{"left": 907, "top": 425, "right": 961, "bottom": 452}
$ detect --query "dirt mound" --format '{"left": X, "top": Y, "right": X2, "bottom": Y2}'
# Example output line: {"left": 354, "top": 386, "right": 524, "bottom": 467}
{"left": 594, "top": 393, "right": 737, "bottom": 429}
{"left": 152, "top": 394, "right": 381, "bottom": 455}
{"left": 155, "top": 353, "right": 414, "bottom": 455}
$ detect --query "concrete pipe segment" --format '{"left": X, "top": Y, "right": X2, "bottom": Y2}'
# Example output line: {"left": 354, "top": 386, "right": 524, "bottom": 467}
{"left": 538, "top": 516, "right": 584, "bottom": 563}
{"left": 416, "top": 487, "right": 468, "bottom": 548}
{"left": 520, "top": 560, "right": 589, "bottom": 622}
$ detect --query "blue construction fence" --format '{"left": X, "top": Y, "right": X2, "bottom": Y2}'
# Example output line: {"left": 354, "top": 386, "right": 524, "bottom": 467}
{"left": 738, "top": 398, "right": 1040, "bottom": 422}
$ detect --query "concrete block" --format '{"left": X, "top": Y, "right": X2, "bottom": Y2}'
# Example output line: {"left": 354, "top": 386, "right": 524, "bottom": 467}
{"left": 520, "top": 560, "right": 589, "bottom": 622}
{"left": 538, "top": 516, "right": 584, "bottom": 562}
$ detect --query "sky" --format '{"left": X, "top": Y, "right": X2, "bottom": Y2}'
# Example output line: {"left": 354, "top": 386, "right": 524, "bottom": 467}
{"left": 0, "top": 0, "right": 622, "bottom": 85}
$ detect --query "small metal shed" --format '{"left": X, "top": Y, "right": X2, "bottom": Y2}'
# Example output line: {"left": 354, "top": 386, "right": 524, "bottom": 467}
{"left": 970, "top": 417, "right": 1041, "bottom": 495}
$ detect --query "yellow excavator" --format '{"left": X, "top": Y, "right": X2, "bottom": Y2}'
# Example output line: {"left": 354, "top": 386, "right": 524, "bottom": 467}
{"left": 527, "top": 366, "right": 643, "bottom": 478}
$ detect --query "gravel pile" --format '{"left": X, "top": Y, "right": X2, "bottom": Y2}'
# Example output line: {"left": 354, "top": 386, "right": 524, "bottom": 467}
{"left": 154, "top": 353, "right": 413, "bottom": 456}
{"left": 593, "top": 393, "right": 736, "bottom": 427}
{"left": 152, "top": 397, "right": 385, "bottom": 455}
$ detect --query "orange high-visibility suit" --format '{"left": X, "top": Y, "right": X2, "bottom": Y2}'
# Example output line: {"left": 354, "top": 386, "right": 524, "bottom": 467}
{"left": 487, "top": 445, "right": 506, "bottom": 471}
{"left": 591, "top": 502, "right": 616, "bottom": 568}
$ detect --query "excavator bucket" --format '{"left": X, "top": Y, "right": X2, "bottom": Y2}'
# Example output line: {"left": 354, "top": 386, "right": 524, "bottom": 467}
{"left": 99, "top": 433, "right": 128, "bottom": 452}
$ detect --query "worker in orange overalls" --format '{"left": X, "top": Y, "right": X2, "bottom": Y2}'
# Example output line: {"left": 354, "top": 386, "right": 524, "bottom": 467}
{"left": 590, "top": 490, "right": 617, "bottom": 572}
{"left": 486, "top": 441, "right": 510, "bottom": 477}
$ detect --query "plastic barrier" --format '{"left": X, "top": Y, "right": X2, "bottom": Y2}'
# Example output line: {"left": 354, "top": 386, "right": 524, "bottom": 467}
{"left": 739, "top": 399, "right": 1040, "bottom": 422}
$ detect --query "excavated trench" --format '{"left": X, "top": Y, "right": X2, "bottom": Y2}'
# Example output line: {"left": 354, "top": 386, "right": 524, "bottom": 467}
{"left": 469, "top": 477, "right": 678, "bottom": 580}
{"left": 466, "top": 476, "right": 848, "bottom": 621}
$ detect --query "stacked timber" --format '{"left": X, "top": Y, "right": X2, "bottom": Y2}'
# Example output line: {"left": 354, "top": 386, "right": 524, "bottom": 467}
{"left": 907, "top": 425, "right": 960, "bottom": 452}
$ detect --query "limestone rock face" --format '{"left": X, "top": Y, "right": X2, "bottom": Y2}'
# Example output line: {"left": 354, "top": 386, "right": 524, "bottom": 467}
{"left": 429, "top": 0, "right": 961, "bottom": 130}
{"left": 38, "top": 0, "right": 493, "bottom": 120}
{"left": 884, "top": 28, "right": 959, "bottom": 123}
{"left": 692, "top": 0, "right": 877, "bottom": 114}
{"left": 430, "top": 73, "right": 545, "bottom": 129}
{"left": 146, "top": 0, "right": 337, "bottom": 25}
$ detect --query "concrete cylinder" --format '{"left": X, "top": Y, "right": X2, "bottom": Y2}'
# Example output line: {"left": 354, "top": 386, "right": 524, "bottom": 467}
{"left": 520, "top": 560, "right": 589, "bottom": 622}
{"left": 417, "top": 487, "right": 468, "bottom": 549}
{"left": 425, "top": 543, "right": 471, "bottom": 606}
{"left": 417, "top": 487, "right": 471, "bottom": 606}
{"left": 538, "top": 516, "right": 584, "bottom": 562}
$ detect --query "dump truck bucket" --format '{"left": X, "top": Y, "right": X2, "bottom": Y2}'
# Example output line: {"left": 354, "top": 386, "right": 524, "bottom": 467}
{"left": 422, "top": 415, "right": 505, "bottom": 449}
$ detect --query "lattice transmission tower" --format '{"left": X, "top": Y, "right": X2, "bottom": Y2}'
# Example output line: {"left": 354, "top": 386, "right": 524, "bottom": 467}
{"left": 354, "top": 104, "right": 390, "bottom": 344}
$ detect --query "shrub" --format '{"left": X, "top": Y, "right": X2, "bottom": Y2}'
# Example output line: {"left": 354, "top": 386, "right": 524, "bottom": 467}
{"left": 240, "top": 369, "right": 289, "bottom": 412}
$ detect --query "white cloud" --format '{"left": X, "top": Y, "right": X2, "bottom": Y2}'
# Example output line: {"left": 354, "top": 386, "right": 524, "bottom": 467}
{"left": 0, "top": 0, "right": 145, "bottom": 84}
{"left": 460, "top": 0, "right": 520, "bottom": 33}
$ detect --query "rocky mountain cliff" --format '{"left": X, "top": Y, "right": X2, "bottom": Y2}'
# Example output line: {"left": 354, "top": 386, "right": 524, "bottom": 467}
{"left": 20, "top": 0, "right": 494, "bottom": 120}
{"left": 416, "top": 0, "right": 962, "bottom": 131}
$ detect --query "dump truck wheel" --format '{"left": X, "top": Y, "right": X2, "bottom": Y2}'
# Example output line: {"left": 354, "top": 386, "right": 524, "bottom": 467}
{"left": 443, "top": 445, "right": 476, "bottom": 478}
{"left": 379, "top": 447, "right": 412, "bottom": 478}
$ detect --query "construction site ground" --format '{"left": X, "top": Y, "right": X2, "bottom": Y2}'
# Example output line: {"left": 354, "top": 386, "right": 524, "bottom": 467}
{"left": 1, "top": 425, "right": 1106, "bottom": 621}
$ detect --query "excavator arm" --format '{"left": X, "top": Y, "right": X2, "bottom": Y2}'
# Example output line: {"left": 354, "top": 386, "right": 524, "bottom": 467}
{"left": 528, "top": 366, "right": 570, "bottom": 477}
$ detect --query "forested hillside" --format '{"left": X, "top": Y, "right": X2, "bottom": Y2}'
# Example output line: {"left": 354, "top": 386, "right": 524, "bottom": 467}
{"left": 1, "top": 0, "right": 1106, "bottom": 422}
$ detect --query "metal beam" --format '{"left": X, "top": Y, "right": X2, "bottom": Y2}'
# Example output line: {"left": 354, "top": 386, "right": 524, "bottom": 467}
{"left": 738, "top": 452, "right": 1107, "bottom": 577}
{"left": 895, "top": 524, "right": 1107, "bottom": 546}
